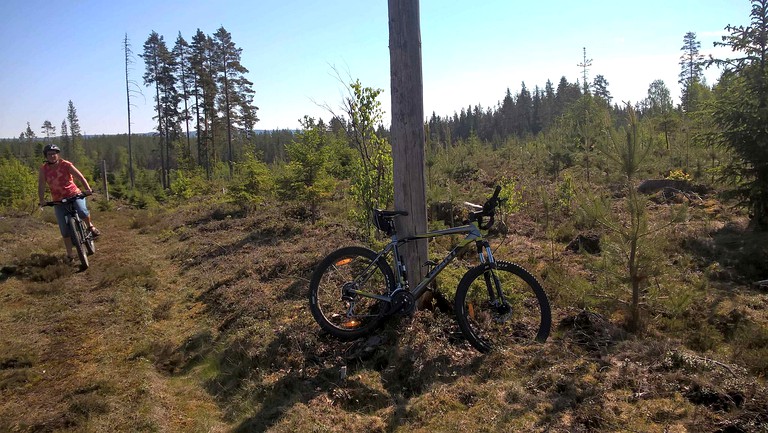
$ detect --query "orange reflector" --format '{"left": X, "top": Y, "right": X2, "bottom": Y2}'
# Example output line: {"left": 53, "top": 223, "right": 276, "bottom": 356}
{"left": 342, "top": 319, "right": 361, "bottom": 328}
{"left": 336, "top": 258, "right": 353, "bottom": 266}
{"left": 468, "top": 303, "right": 475, "bottom": 320}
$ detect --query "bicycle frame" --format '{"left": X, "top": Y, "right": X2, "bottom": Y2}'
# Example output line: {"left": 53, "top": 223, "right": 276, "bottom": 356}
{"left": 348, "top": 220, "right": 497, "bottom": 304}
{"left": 57, "top": 198, "right": 84, "bottom": 232}
{"left": 44, "top": 193, "right": 95, "bottom": 269}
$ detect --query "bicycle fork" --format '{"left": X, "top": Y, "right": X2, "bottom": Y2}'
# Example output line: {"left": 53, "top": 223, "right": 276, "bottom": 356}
{"left": 69, "top": 215, "right": 88, "bottom": 245}
{"left": 477, "top": 242, "right": 511, "bottom": 318}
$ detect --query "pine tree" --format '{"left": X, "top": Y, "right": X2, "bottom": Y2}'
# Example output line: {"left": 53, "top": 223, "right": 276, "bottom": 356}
{"left": 189, "top": 29, "right": 217, "bottom": 177}
{"left": 679, "top": 32, "right": 705, "bottom": 113}
{"left": 173, "top": 32, "right": 194, "bottom": 163}
{"left": 212, "top": 26, "right": 258, "bottom": 178}
{"left": 579, "top": 106, "right": 687, "bottom": 332}
{"left": 141, "top": 31, "right": 165, "bottom": 186}
{"left": 141, "top": 31, "right": 179, "bottom": 188}
{"left": 41, "top": 120, "right": 55, "bottom": 139}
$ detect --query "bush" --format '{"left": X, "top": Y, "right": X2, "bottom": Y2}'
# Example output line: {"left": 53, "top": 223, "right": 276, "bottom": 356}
{"left": 0, "top": 158, "right": 36, "bottom": 211}
{"left": 732, "top": 323, "right": 768, "bottom": 376}
{"left": 228, "top": 155, "right": 274, "bottom": 213}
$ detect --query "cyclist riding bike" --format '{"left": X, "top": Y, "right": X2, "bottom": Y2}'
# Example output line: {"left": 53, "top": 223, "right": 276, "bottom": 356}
{"left": 37, "top": 144, "right": 101, "bottom": 261}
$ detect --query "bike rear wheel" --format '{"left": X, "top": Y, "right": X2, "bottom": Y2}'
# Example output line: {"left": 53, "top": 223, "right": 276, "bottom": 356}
{"left": 309, "top": 246, "right": 395, "bottom": 340}
{"left": 68, "top": 218, "right": 89, "bottom": 270}
{"left": 455, "top": 261, "right": 550, "bottom": 352}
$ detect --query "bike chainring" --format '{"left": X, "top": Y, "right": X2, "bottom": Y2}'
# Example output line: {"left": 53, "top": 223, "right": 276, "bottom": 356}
{"left": 391, "top": 290, "right": 416, "bottom": 316}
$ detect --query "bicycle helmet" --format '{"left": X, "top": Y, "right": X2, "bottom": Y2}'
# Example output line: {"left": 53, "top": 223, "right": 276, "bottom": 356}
{"left": 43, "top": 144, "right": 61, "bottom": 156}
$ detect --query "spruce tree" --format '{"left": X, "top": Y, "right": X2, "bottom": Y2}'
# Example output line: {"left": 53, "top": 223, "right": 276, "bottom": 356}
{"left": 60, "top": 121, "right": 69, "bottom": 153}
{"left": 644, "top": 80, "right": 676, "bottom": 150}
{"left": 592, "top": 75, "right": 612, "bottom": 104}
{"left": 710, "top": 0, "right": 768, "bottom": 229}
{"left": 66, "top": 100, "right": 84, "bottom": 164}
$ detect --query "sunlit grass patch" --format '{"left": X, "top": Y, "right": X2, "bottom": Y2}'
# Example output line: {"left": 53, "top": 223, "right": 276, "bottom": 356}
{"left": 732, "top": 323, "right": 768, "bottom": 376}
{"left": 97, "top": 262, "right": 160, "bottom": 291}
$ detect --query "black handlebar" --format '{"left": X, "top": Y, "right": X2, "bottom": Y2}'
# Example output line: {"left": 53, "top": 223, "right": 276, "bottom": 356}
{"left": 469, "top": 186, "right": 504, "bottom": 230}
{"left": 42, "top": 191, "right": 92, "bottom": 207}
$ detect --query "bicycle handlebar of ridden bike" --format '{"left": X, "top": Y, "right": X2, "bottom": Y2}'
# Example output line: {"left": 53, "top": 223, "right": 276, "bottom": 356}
{"left": 42, "top": 191, "right": 93, "bottom": 207}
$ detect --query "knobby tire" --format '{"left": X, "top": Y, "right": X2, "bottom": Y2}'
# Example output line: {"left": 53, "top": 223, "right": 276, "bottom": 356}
{"left": 309, "top": 246, "right": 395, "bottom": 340}
{"left": 69, "top": 217, "right": 89, "bottom": 270}
{"left": 455, "top": 261, "right": 550, "bottom": 352}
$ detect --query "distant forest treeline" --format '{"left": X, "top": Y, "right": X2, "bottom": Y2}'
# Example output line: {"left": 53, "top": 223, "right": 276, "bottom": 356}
{"left": 0, "top": 70, "right": 692, "bottom": 168}
{"left": 2, "top": 5, "right": 768, "bottom": 229}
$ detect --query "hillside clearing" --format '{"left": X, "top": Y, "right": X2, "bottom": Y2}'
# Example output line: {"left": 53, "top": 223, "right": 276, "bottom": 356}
{"left": 1, "top": 196, "right": 767, "bottom": 432}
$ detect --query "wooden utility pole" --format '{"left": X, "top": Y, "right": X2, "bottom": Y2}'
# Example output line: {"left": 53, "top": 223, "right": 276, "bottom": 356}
{"left": 388, "top": 0, "right": 429, "bottom": 306}
{"left": 101, "top": 160, "right": 109, "bottom": 202}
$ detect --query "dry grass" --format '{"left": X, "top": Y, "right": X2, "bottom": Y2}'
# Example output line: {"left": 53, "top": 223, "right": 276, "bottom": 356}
{"left": 1, "top": 189, "right": 767, "bottom": 432}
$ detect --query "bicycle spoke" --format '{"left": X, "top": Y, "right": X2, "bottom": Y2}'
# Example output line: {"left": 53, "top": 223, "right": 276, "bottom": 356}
{"left": 309, "top": 247, "right": 394, "bottom": 339}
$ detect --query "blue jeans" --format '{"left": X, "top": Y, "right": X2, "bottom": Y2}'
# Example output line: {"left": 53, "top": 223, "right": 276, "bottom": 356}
{"left": 54, "top": 198, "right": 89, "bottom": 237}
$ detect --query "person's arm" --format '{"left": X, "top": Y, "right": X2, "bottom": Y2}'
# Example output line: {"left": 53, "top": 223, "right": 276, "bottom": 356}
{"left": 67, "top": 163, "right": 92, "bottom": 193}
{"left": 38, "top": 167, "right": 47, "bottom": 206}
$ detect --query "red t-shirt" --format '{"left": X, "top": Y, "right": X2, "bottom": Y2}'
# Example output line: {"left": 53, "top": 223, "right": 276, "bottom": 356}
{"left": 41, "top": 159, "right": 81, "bottom": 201}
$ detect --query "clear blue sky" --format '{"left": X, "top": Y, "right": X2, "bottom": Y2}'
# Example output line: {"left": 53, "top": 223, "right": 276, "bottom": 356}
{"left": 0, "top": 0, "right": 750, "bottom": 139}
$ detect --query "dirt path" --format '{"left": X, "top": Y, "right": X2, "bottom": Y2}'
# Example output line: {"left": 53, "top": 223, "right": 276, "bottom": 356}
{"left": 0, "top": 210, "right": 229, "bottom": 432}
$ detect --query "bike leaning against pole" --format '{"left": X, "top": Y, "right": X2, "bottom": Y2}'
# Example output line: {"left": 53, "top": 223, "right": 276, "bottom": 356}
{"left": 43, "top": 192, "right": 96, "bottom": 270}
{"left": 309, "top": 186, "right": 551, "bottom": 353}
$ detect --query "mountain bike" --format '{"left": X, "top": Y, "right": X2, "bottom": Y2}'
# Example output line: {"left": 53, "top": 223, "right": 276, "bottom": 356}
{"left": 309, "top": 186, "right": 551, "bottom": 353}
{"left": 43, "top": 192, "right": 96, "bottom": 270}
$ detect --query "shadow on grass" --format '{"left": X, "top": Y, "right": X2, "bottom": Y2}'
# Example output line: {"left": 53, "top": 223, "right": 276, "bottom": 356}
{"left": 683, "top": 221, "right": 768, "bottom": 285}
{"left": 2, "top": 252, "right": 83, "bottom": 284}
{"left": 219, "top": 311, "right": 485, "bottom": 432}
{"left": 179, "top": 221, "right": 304, "bottom": 272}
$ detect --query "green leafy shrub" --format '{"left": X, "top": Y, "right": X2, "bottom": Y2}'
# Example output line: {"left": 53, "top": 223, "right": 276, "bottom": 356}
{"left": 666, "top": 169, "right": 692, "bottom": 181}
{"left": 0, "top": 157, "right": 36, "bottom": 211}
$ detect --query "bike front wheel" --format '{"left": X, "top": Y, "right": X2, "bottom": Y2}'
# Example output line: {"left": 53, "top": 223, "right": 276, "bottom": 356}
{"left": 455, "top": 261, "right": 550, "bottom": 352}
{"left": 68, "top": 217, "right": 89, "bottom": 270}
{"left": 309, "top": 246, "right": 395, "bottom": 340}
{"left": 81, "top": 220, "right": 96, "bottom": 255}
